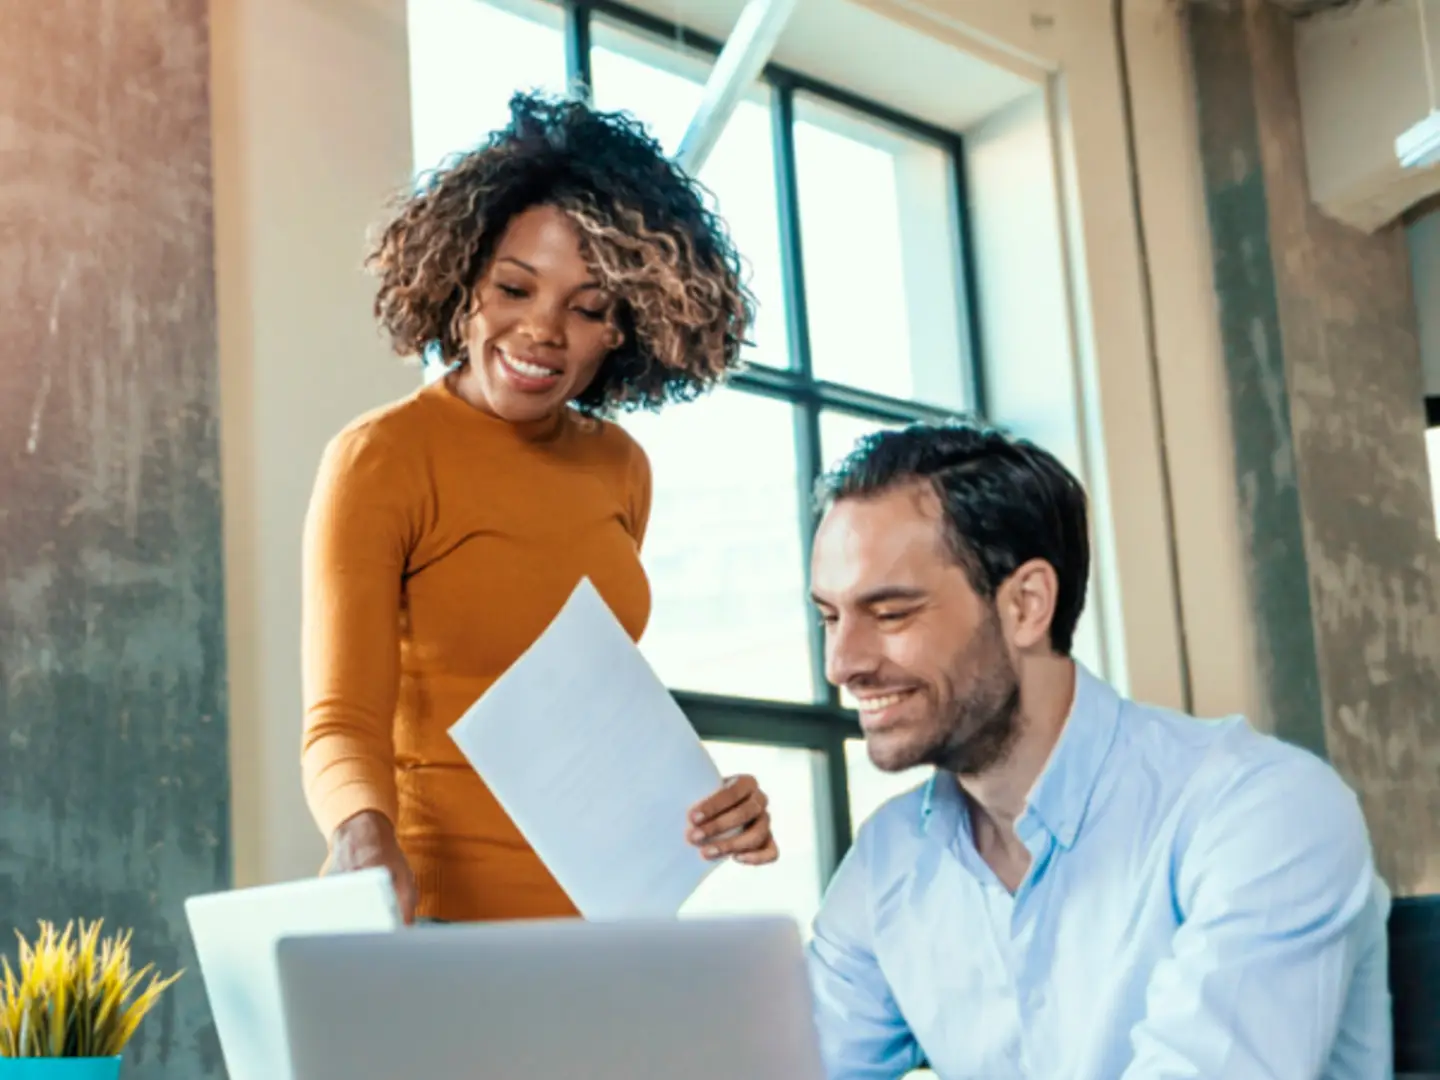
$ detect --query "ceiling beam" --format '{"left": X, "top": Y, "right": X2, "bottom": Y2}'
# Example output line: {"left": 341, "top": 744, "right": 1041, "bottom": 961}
{"left": 674, "top": 0, "right": 799, "bottom": 175}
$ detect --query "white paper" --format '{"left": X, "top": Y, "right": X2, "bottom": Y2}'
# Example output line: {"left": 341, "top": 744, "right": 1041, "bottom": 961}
{"left": 448, "top": 578, "right": 723, "bottom": 921}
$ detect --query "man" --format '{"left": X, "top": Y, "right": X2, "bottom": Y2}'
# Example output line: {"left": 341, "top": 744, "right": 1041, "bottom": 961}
{"left": 806, "top": 423, "right": 1391, "bottom": 1080}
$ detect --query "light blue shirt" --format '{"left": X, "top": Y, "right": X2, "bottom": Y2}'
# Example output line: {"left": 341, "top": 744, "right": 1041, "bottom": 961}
{"left": 808, "top": 664, "right": 1392, "bottom": 1080}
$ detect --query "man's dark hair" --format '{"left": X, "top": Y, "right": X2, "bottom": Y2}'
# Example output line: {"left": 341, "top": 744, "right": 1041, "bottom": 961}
{"left": 817, "top": 422, "right": 1090, "bottom": 655}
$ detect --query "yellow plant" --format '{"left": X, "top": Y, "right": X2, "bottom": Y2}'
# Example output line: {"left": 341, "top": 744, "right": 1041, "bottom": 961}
{"left": 0, "top": 920, "right": 182, "bottom": 1059}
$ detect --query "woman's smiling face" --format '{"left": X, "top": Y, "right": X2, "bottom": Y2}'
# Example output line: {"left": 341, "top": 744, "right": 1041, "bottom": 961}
{"left": 456, "top": 204, "right": 623, "bottom": 423}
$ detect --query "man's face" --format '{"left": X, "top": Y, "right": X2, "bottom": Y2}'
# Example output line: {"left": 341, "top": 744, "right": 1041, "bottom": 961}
{"left": 810, "top": 484, "right": 1020, "bottom": 776}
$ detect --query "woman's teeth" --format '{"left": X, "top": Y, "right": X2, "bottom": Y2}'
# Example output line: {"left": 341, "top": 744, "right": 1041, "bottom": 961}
{"left": 503, "top": 353, "right": 560, "bottom": 379}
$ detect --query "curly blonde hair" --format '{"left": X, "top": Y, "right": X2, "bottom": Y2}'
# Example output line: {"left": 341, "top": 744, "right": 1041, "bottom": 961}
{"left": 366, "top": 92, "right": 754, "bottom": 415}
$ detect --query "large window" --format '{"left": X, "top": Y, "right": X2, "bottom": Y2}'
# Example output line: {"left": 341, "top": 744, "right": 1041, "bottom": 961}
{"left": 407, "top": 0, "right": 980, "bottom": 932}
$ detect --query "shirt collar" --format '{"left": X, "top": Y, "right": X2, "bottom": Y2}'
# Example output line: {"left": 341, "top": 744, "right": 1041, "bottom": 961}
{"left": 919, "top": 662, "right": 1121, "bottom": 850}
{"left": 1023, "top": 663, "right": 1121, "bottom": 848}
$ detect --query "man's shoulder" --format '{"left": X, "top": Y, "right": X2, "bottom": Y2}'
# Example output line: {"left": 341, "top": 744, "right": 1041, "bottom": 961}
{"left": 1108, "top": 690, "right": 1367, "bottom": 867}
{"left": 1112, "top": 690, "right": 1338, "bottom": 803}
{"left": 844, "top": 778, "right": 938, "bottom": 886}
{"left": 854, "top": 780, "right": 930, "bottom": 837}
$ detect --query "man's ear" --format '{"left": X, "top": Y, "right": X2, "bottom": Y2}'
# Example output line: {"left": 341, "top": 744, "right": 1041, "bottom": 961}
{"left": 997, "top": 558, "right": 1058, "bottom": 652}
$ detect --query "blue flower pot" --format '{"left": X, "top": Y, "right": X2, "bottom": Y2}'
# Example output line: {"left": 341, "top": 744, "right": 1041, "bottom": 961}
{"left": 0, "top": 1059, "right": 122, "bottom": 1080}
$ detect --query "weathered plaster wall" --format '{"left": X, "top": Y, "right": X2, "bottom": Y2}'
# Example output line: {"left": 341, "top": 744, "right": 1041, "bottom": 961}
{"left": 0, "top": 1, "right": 230, "bottom": 1075}
{"left": 1190, "top": 0, "right": 1440, "bottom": 896}
{"left": 1188, "top": 3, "right": 1329, "bottom": 760}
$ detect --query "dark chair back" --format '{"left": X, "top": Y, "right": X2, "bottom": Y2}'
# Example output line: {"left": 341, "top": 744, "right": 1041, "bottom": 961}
{"left": 1391, "top": 894, "right": 1440, "bottom": 1077}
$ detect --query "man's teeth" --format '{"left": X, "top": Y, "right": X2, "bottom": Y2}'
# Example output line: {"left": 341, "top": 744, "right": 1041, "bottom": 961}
{"left": 506, "top": 355, "right": 559, "bottom": 379}
{"left": 857, "top": 691, "right": 911, "bottom": 712}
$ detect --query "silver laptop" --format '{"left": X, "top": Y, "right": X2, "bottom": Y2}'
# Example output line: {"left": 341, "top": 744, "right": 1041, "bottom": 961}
{"left": 185, "top": 870, "right": 403, "bottom": 1080}
{"left": 275, "top": 916, "right": 825, "bottom": 1080}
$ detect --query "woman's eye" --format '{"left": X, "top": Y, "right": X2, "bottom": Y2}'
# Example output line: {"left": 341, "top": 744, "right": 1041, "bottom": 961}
{"left": 575, "top": 307, "right": 608, "bottom": 323}
{"left": 496, "top": 284, "right": 527, "bottom": 299}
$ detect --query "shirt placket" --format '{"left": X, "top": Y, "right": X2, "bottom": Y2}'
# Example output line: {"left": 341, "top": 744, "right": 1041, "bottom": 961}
{"left": 1008, "top": 810, "right": 1056, "bottom": 1080}
{"left": 948, "top": 826, "right": 1027, "bottom": 1080}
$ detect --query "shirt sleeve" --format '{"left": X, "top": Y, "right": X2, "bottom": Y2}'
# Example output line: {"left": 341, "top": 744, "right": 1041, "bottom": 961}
{"left": 807, "top": 835, "right": 924, "bottom": 1079}
{"left": 1120, "top": 750, "right": 1388, "bottom": 1079}
{"left": 300, "top": 421, "right": 421, "bottom": 839}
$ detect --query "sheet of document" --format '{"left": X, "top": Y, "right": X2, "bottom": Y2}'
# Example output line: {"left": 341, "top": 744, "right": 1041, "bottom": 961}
{"left": 448, "top": 577, "right": 723, "bottom": 921}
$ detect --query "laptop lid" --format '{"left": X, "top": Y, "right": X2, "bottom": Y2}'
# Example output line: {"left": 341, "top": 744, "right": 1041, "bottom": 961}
{"left": 184, "top": 870, "right": 402, "bottom": 1080}
{"left": 276, "top": 916, "right": 824, "bottom": 1080}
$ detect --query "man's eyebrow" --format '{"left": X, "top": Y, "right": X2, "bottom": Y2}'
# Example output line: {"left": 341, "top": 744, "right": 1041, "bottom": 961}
{"left": 809, "top": 586, "right": 928, "bottom": 607}
{"left": 857, "top": 586, "right": 927, "bottom": 605}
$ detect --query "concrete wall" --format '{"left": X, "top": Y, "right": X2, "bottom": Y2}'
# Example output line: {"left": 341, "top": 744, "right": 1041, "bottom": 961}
{"left": 0, "top": 1, "right": 230, "bottom": 1075}
{"left": 1190, "top": 0, "right": 1440, "bottom": 896}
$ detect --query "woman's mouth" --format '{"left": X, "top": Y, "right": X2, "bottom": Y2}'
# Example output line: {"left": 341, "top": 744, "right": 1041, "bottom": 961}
{"left": 497, "top": 349, "right": 564, "bottom": 392}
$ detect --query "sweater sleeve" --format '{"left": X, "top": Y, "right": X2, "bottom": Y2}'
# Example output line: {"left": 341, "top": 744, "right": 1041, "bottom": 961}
{"left": 300, "top": 421, "right": 420, "bottom": 839}
{"left": 627, "top": 438, "right": 653, "bottom": 550}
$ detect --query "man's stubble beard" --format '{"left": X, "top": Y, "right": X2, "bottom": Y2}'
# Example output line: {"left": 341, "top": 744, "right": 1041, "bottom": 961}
{"left": 919, "top": 610, "right": 1022, "bottom": 778}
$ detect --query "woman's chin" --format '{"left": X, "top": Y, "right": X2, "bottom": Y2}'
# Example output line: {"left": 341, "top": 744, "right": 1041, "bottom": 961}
{"left": 484, "top": 383, "right": 566, "bottom": 423}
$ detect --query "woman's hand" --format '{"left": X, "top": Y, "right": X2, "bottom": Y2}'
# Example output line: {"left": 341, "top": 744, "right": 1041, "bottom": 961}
{"left": 686, "top": 774, "right": 779, "bottom": 866}
{"left": 326, "top": 810, "right": 419, "bottom": 924}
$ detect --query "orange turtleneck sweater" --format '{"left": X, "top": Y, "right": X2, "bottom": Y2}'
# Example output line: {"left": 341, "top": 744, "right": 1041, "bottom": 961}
{"left": 300, "top": 379, "right": 652, "bottom": 922}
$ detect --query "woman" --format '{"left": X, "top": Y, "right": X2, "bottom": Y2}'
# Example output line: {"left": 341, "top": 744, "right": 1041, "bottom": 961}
{"left": 300, "top": 92, "right": 777, "bottom": 924}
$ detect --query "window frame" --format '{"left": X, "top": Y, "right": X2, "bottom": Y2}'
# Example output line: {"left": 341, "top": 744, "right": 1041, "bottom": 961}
{"left": 486, "top": 0, "right": 986, "bottom": 887}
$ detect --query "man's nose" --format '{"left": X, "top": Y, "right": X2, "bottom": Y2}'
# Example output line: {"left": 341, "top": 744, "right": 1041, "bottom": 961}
{"left": 824, "top": 617, "right": 878, "bottom": 689}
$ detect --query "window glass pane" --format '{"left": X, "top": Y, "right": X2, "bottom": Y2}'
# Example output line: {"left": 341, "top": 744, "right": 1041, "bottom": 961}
{"left": 794, "top": 94, "right": 968, "bottom": 410}
{"left": 819, "top": 410, "right": 903, "bottom": 474}
{"left": 681, "top": 740, "right": 823, "bottom": 936}
{"left": 819, "top": 411, "right": 909, "bottom": 714}
{"left": 407, "top": 0, "right": 567, "bottom": 174}
{"left": 589, "top": 19, "right": 708, "bottom": 154}
{"left": 622, "top": 390, "right": 814, "bottom": 702}
{"left": 589, "top": 19, "right": 790, "bottom": 371}
{"left": 845, "top": 738, "right": 929, "bottom": 836}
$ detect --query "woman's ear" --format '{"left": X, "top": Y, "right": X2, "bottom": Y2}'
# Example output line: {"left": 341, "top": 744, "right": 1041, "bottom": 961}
{"left": 605, "top": 325, "right": 624, "bottom": 351}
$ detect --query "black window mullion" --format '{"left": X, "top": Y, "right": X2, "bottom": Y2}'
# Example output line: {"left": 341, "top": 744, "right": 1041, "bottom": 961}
{"left": 812, "top": 732, "right": 854, "bottom": 882}
{"left": 769, "top": 79, "right": 832, "bottom": 709}
{"left": 564, "top": 1, "right": 593, "bottom": 99}
{"left": 676, "top": 691, "right": 859, "bottom": 746}
{"left": 730, "top": 365, "right": 961, "bottom": 427}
